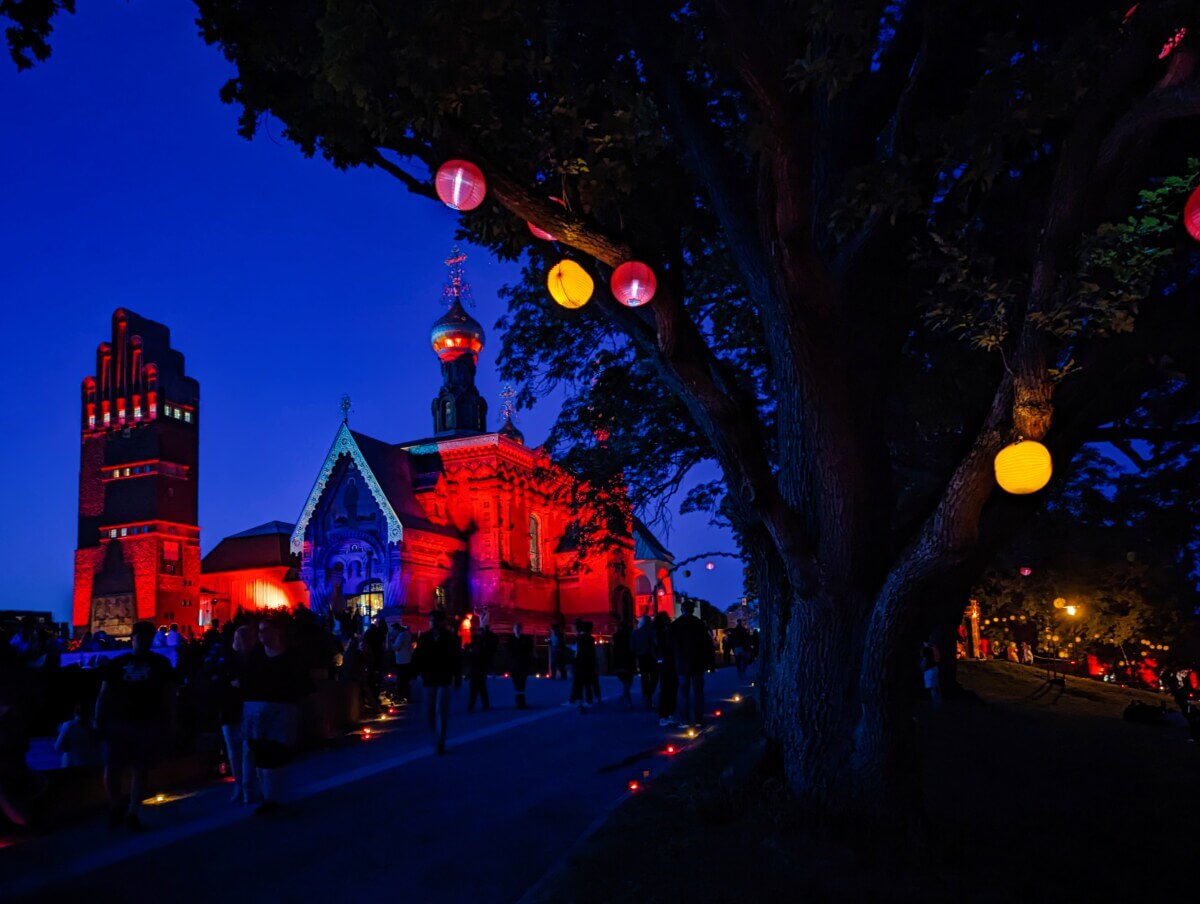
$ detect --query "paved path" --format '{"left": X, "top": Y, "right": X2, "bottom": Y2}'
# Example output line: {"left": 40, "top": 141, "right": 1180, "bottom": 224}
{"left": 1, "top": 669, "right": 750, "bottom": 902}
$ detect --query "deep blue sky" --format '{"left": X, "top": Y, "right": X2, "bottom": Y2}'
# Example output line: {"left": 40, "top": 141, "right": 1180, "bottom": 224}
{"left": 0, "top": 0, "right": 741, "bottom": 622}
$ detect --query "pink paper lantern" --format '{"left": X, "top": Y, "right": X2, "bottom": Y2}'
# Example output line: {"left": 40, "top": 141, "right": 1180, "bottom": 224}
{"left": 1185, "top": 184, "right": 1200, "bottom": 241}
{"left": 527, "top": 197, "right": 566, "bottom": 241}
{"left": 435, "top": 160, "right": 487, "bottom": 211}
{"left": 610, "top": 261, "right": 657, "bottom": 307}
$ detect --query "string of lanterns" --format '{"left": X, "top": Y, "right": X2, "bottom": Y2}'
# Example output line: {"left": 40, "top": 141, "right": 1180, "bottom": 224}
{"left": 435, "top": 158, "right": 659, "bottom": 312}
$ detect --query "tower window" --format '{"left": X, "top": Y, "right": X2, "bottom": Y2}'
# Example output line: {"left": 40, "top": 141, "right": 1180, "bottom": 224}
{"left": 88, "top": 415, "right": 96, "bottom": 428}
{"left": 183, "top": 410, "right": 192, "bottom": 423}
{"left": 529, "top": 514, "right": 542, "bottom": 573}
{"left": 133, "top": 406, "right": 142, "bottom": 418}
{"left": 103, "top": 412, "right": 111, "bottom": 425}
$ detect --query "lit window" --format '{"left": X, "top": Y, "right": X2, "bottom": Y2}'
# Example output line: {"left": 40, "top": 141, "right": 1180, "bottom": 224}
{"left": 123, "top": 468, "right": 131, "bottom": 477}
{"left": 183, "top": 411, "right": 191, "bottom": 423}
{"left": 88, "top": 415, "right": 96, "bottom": 428}
{"left": 109, "top": 529, "right": 117, "bottom": 538}
{"left": 119, "top": 528, "right": 127, "bottom": 537}
{"left": 133, "top": 406, "right": 142, "bottom": 418}
{"left": 118, "top": 409, "right": 125, "bottom": 421}
{"left": 149, "top": 403, "right": 156, "bottom": 416}
{"left": 103, "top": 412, "right": 111, "bottom": 425}
{"left": 529, "top": 515, "right": 542, "bottom": 573}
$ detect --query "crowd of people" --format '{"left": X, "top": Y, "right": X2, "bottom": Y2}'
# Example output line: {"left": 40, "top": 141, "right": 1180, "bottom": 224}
{"left": 0, "top": 600, "right": 757, "bottom": 831}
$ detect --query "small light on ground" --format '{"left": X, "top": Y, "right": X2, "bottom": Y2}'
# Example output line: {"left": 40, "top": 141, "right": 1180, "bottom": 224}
{"left": 628, "top": 781, "right": 640, "bottom": 792}
{"left": 665, "top": 744, "right": 677, "bottom": 755}
{"left": 714, "top": 709, "right": 722, "bottom": 717}
{"left": 732, "top": 694, "right": 742, "bottom": 703}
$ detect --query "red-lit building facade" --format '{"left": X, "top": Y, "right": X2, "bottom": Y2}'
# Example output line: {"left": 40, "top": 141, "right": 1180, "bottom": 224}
{"left": 73, "top": 309, "right": 201, "bottom": 637}
{"left": 197, "top": 252, "right": 674, "bottom": 633}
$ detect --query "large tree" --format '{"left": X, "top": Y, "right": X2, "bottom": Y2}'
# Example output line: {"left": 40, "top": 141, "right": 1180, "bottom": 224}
{"left": 11, "top": 0, "right": 1200, "bottom": 820}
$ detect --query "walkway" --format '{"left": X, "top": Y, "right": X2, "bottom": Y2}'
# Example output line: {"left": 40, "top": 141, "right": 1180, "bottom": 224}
{"left": 2, "top": 668, "right": 749, "bottom": 902}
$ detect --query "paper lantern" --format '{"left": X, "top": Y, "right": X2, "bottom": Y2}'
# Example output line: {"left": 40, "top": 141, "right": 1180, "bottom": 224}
{"left": 528, "top": 197, "right": 565, "bottom": 241}
{"left": 547, "top": 260, "right": 593, "bottom": 308}
{"left": 1186, "top": 184, "right": 1200, "bottom": 241}
{"left": 435, "top": 160, "right": 487, "bottom": 211}
{"left": 610, "top": 261, "right": 657, "bottom": 307}
{"left": 1053, "top": 597, "right": 1066, "bottom": 609}
{"left": 994, "top": 440, "right": 1052, "bottom": 494}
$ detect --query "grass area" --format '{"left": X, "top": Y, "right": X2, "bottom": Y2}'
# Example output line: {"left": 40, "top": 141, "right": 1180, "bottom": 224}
{"left": 529, "top": 662, "right": 1197, "bottom": 903}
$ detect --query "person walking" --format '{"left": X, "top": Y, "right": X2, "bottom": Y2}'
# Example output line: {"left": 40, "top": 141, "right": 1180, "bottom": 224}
{"left": 363, "top": 614, "right": 388, "bottom": 708}
{"left": 631, "top": 615, "right": 657, "bottom": 709}
{"left": 93, "top": 620, "right": 174, "bottom": 830}
{"left": 465, "top": 622, "right": 499, "bottom": 712}
{"left": 391, "top": 622, "right": 414, "bottom": 703}
{"left": 413, "top": 610, "right": 462, "bottom": 754}
{"left": 728, "top": 620, "right": 752, "bottom": 678}
{"left": 570, "top": 620, "right": 597, "bottom": 713}
{"left": 240, "top": 618, "right": 314, "bottom": 815}
{"left": 611, "top": 619, "right": 636, "bottom": 708}
{"left": 653, "top": 612, "right": 678, "bottom": 727}
{"left": 54, "top": 702, "right": 99, "bottom": 768}
{"left": 508, "top": 623, "right": 534, "bottom": 709}
{"left": 221, "top": 623, "right": 257, "bottom": 803}
{"left": 921, "top": 641, "right": 941, "bottom": 706}
{"left": 548, "top": 623, "right": 567, "bottom": 680}
{"left": 669, "top": 599, "right": 713, "bottom": 728}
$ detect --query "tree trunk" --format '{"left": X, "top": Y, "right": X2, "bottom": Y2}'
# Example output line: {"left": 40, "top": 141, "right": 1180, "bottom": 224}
{"left": 755, "top": 547, "right": 923, "bottom": 830}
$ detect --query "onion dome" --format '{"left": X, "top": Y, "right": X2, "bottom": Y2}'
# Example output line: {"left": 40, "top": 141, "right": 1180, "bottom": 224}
{"left": 499, "top": 414, "right": 525, "bottom": 445}
{"left": 431, "top": 299, "right": 485, "bottom": 362}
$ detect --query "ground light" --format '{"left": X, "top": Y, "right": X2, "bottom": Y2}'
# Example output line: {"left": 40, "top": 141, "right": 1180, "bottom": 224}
{"left": 731, "top": 694, "right": 742, "bottom": 703}
{"left": 665, "top": 744, "right": 677, "bottom": 755}
{"left": 685, "top": 727, "right": 698, "bottom": 739}
{"left": 628, "top": 780, "right": 640, "bottom": 792}
{"left": 361, "top": 727, "right": 374, "bottom": 740}
{"left": 714, "top": 709, "right": 722, "bottom": 717}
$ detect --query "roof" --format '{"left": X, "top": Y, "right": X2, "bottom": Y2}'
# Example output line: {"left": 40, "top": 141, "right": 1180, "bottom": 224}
{"left": 228, "top": 520, "right": 294, "bottom": 539}
{"left": 633, "top": 518, "right": 674, "bottom": 563}
{"left": 203, "top": 525, "right": 298, "bottom": 574}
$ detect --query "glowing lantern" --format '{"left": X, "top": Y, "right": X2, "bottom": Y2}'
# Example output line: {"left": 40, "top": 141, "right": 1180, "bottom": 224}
{"left": 731, "top": 694, "right": 742, "bottom": 703}
{"left": 610, "top": 261, "right": 657, "bottom": 307}
{"left": 665, "top": 744, "right": 677, "bottom": 755}
{"left": 713, "top": 709, "right": 722, "bottom": 718}
{"left": 705, "top": 562, "right": 715, "bottom": 571}
{"left": 1065, "top": 605, "right": 1078, "bottom": 617}
{"left": 435, "top": 160, "right": 487, "bottom": 211}
{"left": 1185, "top": 185, "right": 1200, "bottom": 241}
{"left": 528, "top": 197, "right": 566, "bottom": 240}
{"left": 1053, "top": 597, "right": 1066, "bottom": 609}
{"left": 547, "top": 260, "right": 593, "bottom": 308}
{"left": 628, "top": 780, "right": 640, "bottom": 792}
{"left": 1020, "top": 566, "right": 1033, "bottom": 577}
{"left": 994, "top": 440, "right": 1052, "bottom": 495}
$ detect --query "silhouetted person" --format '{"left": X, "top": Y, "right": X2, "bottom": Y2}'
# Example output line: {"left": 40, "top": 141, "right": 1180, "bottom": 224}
{"left": 632, "top": 615, "right": 658, "bottom": 708}
{"left": 241, "top": 618, "right": 314, "bottom": 815}
{"left": 508, "top": 623, "right": 534, "bottom": 709}
{"left": 549, "top": 623, "right": 568, "bottom": 679}
{"left": 729, "top": 620, "right": 751, "bottom": 678}
{"left": 669, "top": 599, "right": 713, "bottom": 728}
{"left": 391, "top": 622, "right": 414, "bottom": 703}
{"left": 654, "top": 612, "right": 678, "bottom": 727}
{"left": 94, "top": 620, "right": 174, "bottom": 830}
{"left": 413, "top": 610, "right": 462, "bottom": 754}
{"left": 570, "top": 620, "right": 597, "bottom": 713}
{"left": 611, "top": 619, "right": 636, "bottom": 708}
{"left": 466, "top": 623, "right": 499, "bottom": 712}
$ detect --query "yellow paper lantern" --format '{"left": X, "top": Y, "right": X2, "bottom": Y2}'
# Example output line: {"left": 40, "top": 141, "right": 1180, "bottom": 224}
{"left": 1053, "top": 597, "right": 1066, "bottom": 609}
{"left": 994, "top": 440, "right": 1052, "bottom": 494}
{"left": 547, "top": 260, "right": 593, "bottom": 308}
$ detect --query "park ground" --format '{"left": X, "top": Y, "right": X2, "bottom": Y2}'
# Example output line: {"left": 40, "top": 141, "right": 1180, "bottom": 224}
{"left": 530, "top": 660, "right": 1199, "bottom": 903}
{"left": 3, "top": 662, "right": 1196, "bottom": 902}
{"left": 0, "top": 669, "right": 747, "bottom": 902}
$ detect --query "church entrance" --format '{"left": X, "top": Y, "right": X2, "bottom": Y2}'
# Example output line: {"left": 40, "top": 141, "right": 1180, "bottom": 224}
{"left": 346, "top": 579, "right": 385, "bottom": 621}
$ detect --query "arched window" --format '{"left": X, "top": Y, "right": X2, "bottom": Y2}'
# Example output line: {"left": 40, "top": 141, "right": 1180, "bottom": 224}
{"left": 635, "top": 574, "right": 652, "bottom": 596}
{"left": 529, "top": 514, "right": 542, "bottom": 573}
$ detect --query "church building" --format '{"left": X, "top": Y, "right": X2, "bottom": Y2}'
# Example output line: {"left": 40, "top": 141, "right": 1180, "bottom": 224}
{"left": 198, "top": 251, "right": 673, "bottom": 635}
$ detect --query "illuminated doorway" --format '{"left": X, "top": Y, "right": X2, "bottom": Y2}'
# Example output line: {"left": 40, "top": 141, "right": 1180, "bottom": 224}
{"left": 347, "top": 579, "right": 385, "bottom": 621}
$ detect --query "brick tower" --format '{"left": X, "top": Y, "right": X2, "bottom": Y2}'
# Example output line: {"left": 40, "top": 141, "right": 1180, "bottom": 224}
{"left": 72, "top": 309, "right": 200, "bottom": 637}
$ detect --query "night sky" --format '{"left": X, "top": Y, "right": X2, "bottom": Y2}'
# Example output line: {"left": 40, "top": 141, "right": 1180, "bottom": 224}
{"left": 0, "top": 0, "right": 741, "bottom": 623}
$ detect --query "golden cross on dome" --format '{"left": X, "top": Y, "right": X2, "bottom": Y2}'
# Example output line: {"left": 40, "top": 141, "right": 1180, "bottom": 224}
{"left": 442, "top": 246, "right": 475, "bottom": 308}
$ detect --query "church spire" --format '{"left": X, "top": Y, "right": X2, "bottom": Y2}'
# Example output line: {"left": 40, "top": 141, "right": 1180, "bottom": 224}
{"left": 430, "top": 248, "right": 487, "bottom": 436}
